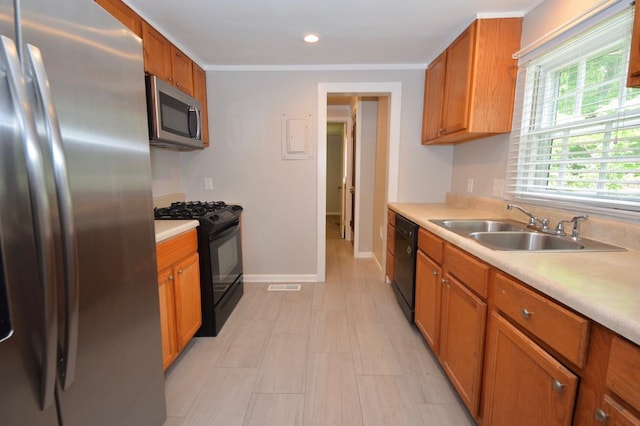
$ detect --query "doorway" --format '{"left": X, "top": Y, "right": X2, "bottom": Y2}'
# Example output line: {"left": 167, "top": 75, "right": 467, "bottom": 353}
{"left": 316, "top": 82, "right": 402, "bottom": 282}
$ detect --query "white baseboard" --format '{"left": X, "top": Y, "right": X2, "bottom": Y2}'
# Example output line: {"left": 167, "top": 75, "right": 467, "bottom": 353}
{"left": 354, "top": 251, "right": 372, "bottom": 259}
{"left": 243, "top": 274, "right": 319, "bottom": 283}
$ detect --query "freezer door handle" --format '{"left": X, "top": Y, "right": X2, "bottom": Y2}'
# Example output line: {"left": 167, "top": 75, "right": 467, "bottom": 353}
{"left": 26, "top": 43, "right": 79, "bottom": 390}
{"left": 0, "top": 35, "right": 58, "bottom": 410}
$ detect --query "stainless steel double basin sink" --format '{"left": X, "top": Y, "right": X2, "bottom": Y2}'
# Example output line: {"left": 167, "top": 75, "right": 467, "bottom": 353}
{"left": 430, "top": 219, "right": 624, "bottom": 252}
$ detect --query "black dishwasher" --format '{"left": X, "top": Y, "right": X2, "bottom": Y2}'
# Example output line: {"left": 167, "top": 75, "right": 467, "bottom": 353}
{"left": 392, "top": 215, "right": 418, "bottom": 322}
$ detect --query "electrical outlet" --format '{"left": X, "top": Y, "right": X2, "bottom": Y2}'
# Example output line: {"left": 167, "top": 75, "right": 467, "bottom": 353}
{"left": 204, "top": 177, "right": 213, "bottom": 191}
{"left": 467, "top": 178, "right": 474, "bottom": 193}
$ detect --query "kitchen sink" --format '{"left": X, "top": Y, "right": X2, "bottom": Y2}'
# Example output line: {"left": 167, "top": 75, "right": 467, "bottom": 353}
{"left": 429, "top": 219, "right": 527, "bottom": 236}
{"left": 469, "top": 231, "right": 625, "bottom": 252}
{"left": 430, "top": 219, "right": 625, "bottom": 252}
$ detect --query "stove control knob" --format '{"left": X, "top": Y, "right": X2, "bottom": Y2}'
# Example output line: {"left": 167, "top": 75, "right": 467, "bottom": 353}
{"left": 212, "top": 214, "right": 219, "bottom": 222}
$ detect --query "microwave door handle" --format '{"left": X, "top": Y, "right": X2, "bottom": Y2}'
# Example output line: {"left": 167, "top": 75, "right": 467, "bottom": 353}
{"left": 187, "top": 106, "right": 201, "bottom": 140}
{"left": 0, "top": 35, "right": 58, "bottom": 410}
{"left": 194, "top": 106, "right": 202, "bottom": 140}
{"left": 26, "top": 44, "right": 79, "bottom": 390}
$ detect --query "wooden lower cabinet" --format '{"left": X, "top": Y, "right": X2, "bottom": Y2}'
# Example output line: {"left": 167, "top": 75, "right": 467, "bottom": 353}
{"left": 415, "top": 249, "right": 442, "bottom": 354}
{"left": 439, "top": 272, "right": 487, "bottom": 418}
{"left": 482, "top": 311, "right": 578, "bottom": 426}
{"left": 156, "top": 230, "right": 202, "bottom": 370}
{"left": 158, "top": 268, "right": 178, "bottom": 369}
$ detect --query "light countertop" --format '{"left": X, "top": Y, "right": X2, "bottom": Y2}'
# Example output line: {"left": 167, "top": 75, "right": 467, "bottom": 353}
{"left": 154, "top": 220, "right": 199, "bottom": 243}
{"left": 389, "top": 202, "right": 640, "bottom": 346}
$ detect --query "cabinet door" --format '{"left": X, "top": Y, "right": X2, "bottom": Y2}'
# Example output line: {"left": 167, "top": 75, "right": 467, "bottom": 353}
{"left": 598, "top": 395, "right": 640, "bottom": 426}
{"left": 158, "top": 268, "right": 178, "bottom": 371}
{"left": 483, "top": 311, "right": 578, "bottom": 426}
{"left": 95, "top": 0, "right": 142, "bottom": 36}
{"left": 415, "top": 250, "right": 442, "bottom": 354}
{"left": 439, "top": 273, "right": 486, "bottom": 418}
{"left": 142, "top": 22, "right": 172, "bottom": 81}
{"left": 174, "top": 252, "right": 202, "bottom": 350}
{"left": 441, "top": 23, "right": 474, "bottom": 136}
{"left": 192, "top": 63, "right": 209, "bottom": 146}
{"left": 171, "top": 47, "right": 194, "bottom": 96}
{"left": 421, "top": 52, "right": 446, "bottom": 143}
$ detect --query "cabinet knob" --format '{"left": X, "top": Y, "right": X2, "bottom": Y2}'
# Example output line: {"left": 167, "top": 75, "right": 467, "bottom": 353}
{"left": 176, "top": 81, "right": 181, "bottom": 87}
{"left": 552, "top": 379, "right": 565, "bottom": 393}
{"left": 440, "top": 278, "right": 448, "bottom": 285}
{"left": 594, "top": 408, "right": 609, "bottom": 423}
{"left": 521, "top": 308, "right": 533, "bottom": 319}
{"left": 169, "top": 275, "right": 174, "bottom": 281}
{"left": 178, "top": 269, "right": 183, "bottom": 275}
{"left": 432, "top": 270, "right": 438, "bottom": 276}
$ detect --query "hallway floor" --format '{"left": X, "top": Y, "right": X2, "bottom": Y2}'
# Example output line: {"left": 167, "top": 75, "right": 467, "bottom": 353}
{"left": 163, "top": 237, "right": 473, "bottom": 425}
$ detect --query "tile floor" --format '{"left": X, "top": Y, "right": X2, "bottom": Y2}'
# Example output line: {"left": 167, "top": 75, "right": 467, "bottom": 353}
{"left": 163, "top": 232, "right": 474, "bottom": 425}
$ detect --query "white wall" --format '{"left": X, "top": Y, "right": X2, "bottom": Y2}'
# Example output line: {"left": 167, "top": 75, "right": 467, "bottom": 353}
{"left": 357, "top": 99, "right": 378, "bottom": 255}
{"left": 149, "top": 69, "right": 453, "bottom": 280}
{"left": 450, "top": 0, "right": 606, "bottom": 198}
{"left": 372, "top": 96, "right": 390, "bottom": 267}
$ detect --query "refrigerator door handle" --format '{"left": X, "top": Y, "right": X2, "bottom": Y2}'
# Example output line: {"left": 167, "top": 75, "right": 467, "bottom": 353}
{"left": 0, "top": 35, "right": 58, "bottom": 410}
{"left": 26, "top": 43, "right": 79, "bottom": 391}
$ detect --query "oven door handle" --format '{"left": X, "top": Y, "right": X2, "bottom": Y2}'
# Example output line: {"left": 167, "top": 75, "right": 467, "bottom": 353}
{"left": 209, "top": 220, "right": 240, "bottom": 241}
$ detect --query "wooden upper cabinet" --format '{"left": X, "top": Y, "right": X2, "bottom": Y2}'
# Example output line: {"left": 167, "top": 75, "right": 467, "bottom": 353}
{"left": 95, "top": 0, "right": 142, "bottom": 36}
{"left": 628, "top": 0, "right": 640, "bottom": 87}
{"left": 142, "top": 22, "right": 195, "bottom": 96}
{"left": 441, "top": 25, "right": 474, "bottom": 136}
{"left": 171, "top": 46, "right": 194, "bottom": 96}
{"left": 192, "top": 63, "right": 210, "bottom": 146}
{"left": 421, "top": 52, "right": 446, "bottom": 143}
{"left": 142, "top": 22, "right": 172, "bottom": 81}
{"left": 422, "top": 18, "right": 522, "bottom": 145}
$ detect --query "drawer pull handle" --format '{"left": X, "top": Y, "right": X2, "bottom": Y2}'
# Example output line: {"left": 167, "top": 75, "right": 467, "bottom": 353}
{"left": 521, "top": 308, "right": 533, "bottom": 319}
{"left": 552, "top": 379, "right": 565, "bottom": 393}
{"left": 594, "top": 409, "right": 609, "bottom": 423}
{"left": 432, "top": 270, "right": 438, "bottom": 276}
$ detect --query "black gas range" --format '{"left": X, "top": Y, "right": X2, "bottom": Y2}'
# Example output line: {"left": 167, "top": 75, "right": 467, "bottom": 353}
{"left": 154, "top": 201, "right": 244, "bottom": 336}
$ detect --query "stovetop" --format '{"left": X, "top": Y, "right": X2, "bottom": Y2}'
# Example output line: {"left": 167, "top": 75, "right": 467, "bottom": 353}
{"left": 154, "top": 201, "right": 242, "bottom": 230}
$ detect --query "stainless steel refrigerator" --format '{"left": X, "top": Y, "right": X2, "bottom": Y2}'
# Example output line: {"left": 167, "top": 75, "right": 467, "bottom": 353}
{"left": 0, "top": 0, "right": 166, "bottom": 424}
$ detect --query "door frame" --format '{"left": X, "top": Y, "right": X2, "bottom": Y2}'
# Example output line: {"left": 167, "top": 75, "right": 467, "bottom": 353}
{"left": 317, "top": 82, "right": 401, "bottom": 282}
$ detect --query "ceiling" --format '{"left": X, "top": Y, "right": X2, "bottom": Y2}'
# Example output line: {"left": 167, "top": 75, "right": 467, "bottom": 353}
{"left": 124, "top": 0, "right": 543, "bottom": 69}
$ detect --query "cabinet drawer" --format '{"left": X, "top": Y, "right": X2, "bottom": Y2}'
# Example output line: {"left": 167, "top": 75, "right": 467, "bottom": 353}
{"left": 443, "top": 244, "right": 488, "bottom": 298}
{"left": 156, "top": 229, "right": 198, "bottom": 272}
{"left": 418, "top": 228, "right": 443, "bottom": 264}
{"left": 606, "top": 336, "right": 640, "bottom": 413}
{"left": 493, "top": 272, "right": 590, "bottom": 368}
{"left": 387, "top": 209, "right": 396, "bottom": 225}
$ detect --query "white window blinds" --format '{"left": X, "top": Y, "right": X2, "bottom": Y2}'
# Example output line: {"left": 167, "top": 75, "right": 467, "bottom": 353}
{"left": 507, "top": 6, "right": 640, "bottom": 214}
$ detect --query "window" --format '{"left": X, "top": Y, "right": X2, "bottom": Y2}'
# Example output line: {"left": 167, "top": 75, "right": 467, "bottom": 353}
{"left": 507, "top": 7, "right": 640, "bottom": 215}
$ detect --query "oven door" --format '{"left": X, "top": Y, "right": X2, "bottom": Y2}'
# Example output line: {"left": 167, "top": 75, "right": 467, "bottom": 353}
{"left": 209, "top": 220, "right": 242, "bottom": 304}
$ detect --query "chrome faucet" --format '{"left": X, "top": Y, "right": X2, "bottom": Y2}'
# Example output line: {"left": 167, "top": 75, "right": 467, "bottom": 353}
{"left": 555, "top": 215, "right": 588, "bottom": 239}
{"left": 506, "top": 203, "right": 550, "bottom": 232}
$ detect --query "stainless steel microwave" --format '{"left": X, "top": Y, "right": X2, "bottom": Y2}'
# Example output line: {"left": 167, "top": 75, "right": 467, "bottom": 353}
{"left": 145, "top": 75, "right": 203, "bottom": 150}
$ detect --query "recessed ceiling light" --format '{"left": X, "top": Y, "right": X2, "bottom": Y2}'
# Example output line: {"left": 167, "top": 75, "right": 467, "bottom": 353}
{"left": 303, "top": 33, "right": 320, "bottom": 43}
